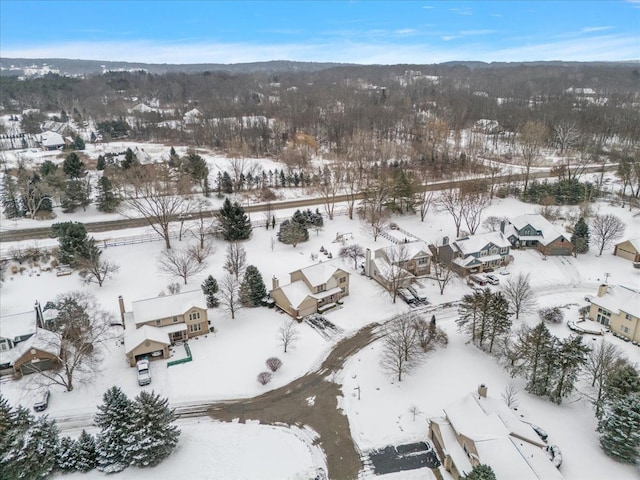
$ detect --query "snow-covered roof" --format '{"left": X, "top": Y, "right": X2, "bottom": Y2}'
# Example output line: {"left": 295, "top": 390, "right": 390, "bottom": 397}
{"left": 454, "top": 231, "right": 510, "bottom": 256}
{"left": 381, "top": 241, "right": 431, "bottom": 261}
{"left": 311, "top": 287, "right": 342, "bottom": 301}
{"left": 297, "top": 261, "right": 345, "bottom": 287}
{"left": 590, "top": 285, "right": 640, "bottom": 319}
{"left": 124, "top": 325, "right": 172, "bottom": 354}
{"left": 430, "top": 417, "right": 473, "bottom": 475}
{"left": 452, "top": 255, "right": 482, "bottom": 268}
{"left": 442, "top": 392, "right": 563, "bottom": 480}
{"left": 278, "top": 280, "right": 313, "bottom": 309}
{"left": 38, "top": 131, "right": 65, "bottom": 147}
{"left": 0, "top": 310, "right": 36, "bottom": 341}
{"left": 131, "top": 290, "right": 206, "bottom": 326}
{"left": 617, "top": 238, "right": 640, "bottom": 252}
{"left": 0, "top": 328, "right": 60, "bottom": 365}
{"left": 508, "top": 214, "right": 569, "bottom": 246}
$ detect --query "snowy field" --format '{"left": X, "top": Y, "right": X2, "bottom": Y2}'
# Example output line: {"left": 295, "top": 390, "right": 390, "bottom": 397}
{"left": 2, "top": 170, "right": 640, "bottom": 478}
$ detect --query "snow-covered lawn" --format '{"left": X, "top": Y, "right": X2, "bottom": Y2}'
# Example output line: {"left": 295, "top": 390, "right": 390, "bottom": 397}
{"left": 1, "top": 187, "right": 639, "bottom": 478}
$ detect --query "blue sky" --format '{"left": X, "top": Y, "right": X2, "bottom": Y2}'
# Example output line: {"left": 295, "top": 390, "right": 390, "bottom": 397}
{"left": 1, "top": 1, "right": 639, "bottom": 63}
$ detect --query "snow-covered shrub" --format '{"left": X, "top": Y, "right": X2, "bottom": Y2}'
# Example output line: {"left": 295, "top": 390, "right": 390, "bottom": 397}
{"left": 257, "top": 371, "right": 273, "bottom": 385}
{"left": 539, "top": 306, "right": 564, "bottom": 324}
{"left": 266, "top": 357, "right": 282, "bottom": 372}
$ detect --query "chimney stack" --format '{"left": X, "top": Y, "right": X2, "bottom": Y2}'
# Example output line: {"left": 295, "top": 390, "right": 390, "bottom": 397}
{"left": 364, "top": 248, "right": 372, "bottom": 277}
{"left": 118, "top": 295, "right": 126, "bottom": 327}
{"left": 443, "top": 236, "right": 449, "bottom": 246}
{"left": 272, "top": 276, "right": 279, "bottom": 290}
{"left": 34, "top": 300, "right": 44, "bottom": 329}
{"left": 500, "top": 220, "right": 506, "bottom": 234}
{"left": 597, "top": 284, "right": 608, "bottom": 297}
{"left": 478, "top": 384, "right": 488, "bottom": 398}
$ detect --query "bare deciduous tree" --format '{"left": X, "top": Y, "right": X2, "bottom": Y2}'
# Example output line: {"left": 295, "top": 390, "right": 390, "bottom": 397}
{"left": 583, "top": 340, "right": 624, "bottom": 418}
{"left": 382, "top": 244, "right": 413, "bottom": 303}
{"left": 257, "top": 371, "right": 273, "bottom": 385}
{"left": 554, "top": 122, "right": 581, "bottom": 155}
{"left": 278, "top": 318, "right": 299, "bottom": 353}
{"left": 223, "top": 242, "right": 247, "bottom": 279}
{"left": 339, "top": 244, "right": 365, "bottom": 269}
{"left": 318, "top": 165, "right": 339, "bottom": 220}
{"left": 78, "top": 251, "right": 120, "bottom": 288}
{"left": 380, "top": 312, "right": 422, "bottom": 382}
{"left": 461, "top": 184, "right": 491, "bottom": 235}
{"left": 123, "top": 164, "right": 193, "bottom": 249}
{"left": 33, "top": 291, "right": 113, "bottom": 392}
{"left": 429, "top": 248, "right": 455, "bottom": 295}
{"left": 358, "top": 202, "right": 390, "bottom": 242}
{"left": 501, "top": 383, "right": 520, "bottom": 409}
{"left": 159, "top": 247, "right": 206, "bottom": 284}
{"left": 437, "top": 189, "right": 465, "bottom": 238}
{"left": 186, "top": 242, "right": 213, "bottom": 264}
{"left": 518, "top": 121, "right": 549, "bottom": 193}
{"left": 219, "top": 274, "right": 241, "bottom": 319}
{"left": 591, "top": 214, "right": 626, "bottom": 256}
{"left": 501, "top": 273, "right": 537, "bottom": 320}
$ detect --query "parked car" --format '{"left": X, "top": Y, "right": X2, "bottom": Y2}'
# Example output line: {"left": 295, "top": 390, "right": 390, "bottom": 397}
{"left": 136, "top": 359, "right": 151, "bottom": 386}
{"left": 33, "top": 390, "right": 50, "bottom": 412}
{"left": 485, "top": 274, "right": 500, "bottom": 285}
{"left": 408, "top": 285, "right": 429, "bottom": 304}
{"left": 469, "top": 274, "right": 488, "bottom": 286}
{"left": 398, "top": 288, "right": 417, "bottom": 304}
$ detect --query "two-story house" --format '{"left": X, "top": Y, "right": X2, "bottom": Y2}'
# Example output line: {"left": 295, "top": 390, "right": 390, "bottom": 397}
{"left": 270, "top": 261, "right": 350, "bottom": 319}
{"left": 122, "top": 290, "right": 209, "bottom": 366}
{"left": 504, "top": 214, "right": 573, "bottom": 256}
{"left": 436, "top": 231, "right": 512, "bottom": 276}
{"left": 364, "top": 241, "right": 431, "bottom": 290}
{"left": 588, "top": 284, "right": 640, "bottom": 343}
{"left": 429, "top": 385, "right": 564, "bottom": 480}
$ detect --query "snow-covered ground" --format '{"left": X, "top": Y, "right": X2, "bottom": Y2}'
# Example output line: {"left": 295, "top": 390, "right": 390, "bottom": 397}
{"left": 1, "top": 167, "right": 639, "bottom": 478}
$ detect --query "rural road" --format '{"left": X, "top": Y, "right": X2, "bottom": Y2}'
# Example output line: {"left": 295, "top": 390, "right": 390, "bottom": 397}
{"left": 0, "top": 165, "right": 613, "bottom": 243}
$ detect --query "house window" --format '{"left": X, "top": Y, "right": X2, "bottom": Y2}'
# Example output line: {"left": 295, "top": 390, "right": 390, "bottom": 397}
{"left": 490, "top": 248, "right": 498, "bottom": 255}
{"left": 417, "top": 257, "right": 428, "bottom": 265}
{"left": 155, "top": 320, "right": 162, "bottom": 326}
{"left": 625, "top": 313, "right": 633, "bottom": 321}
{"left": 339, "top": 277, "right": 347, "bottom": 284}
{"left": 500, "top": 247, "right": 508, "bottom": 254}
{"left": 189, "top": 312, "right": 201, "bottom": 321}
{"left": 621, "top": 326, "right": 630, "bottom": 334}
{"left": 317, "top": 284, "right": 326, "bottom": 293}
{"left": 172, "top": 315, "right": 178, "bottom": 323}
{"left": 480, "top": 250, "right": 487, "bottom": 257}
{"left": 597, "top": 308, "right": 611, "bottom": 318}
{"left": 189, "top": 323, "right": 202, "bottom": 333}
{"left": 341, "top": 287, "right": 346, "bottom": 294}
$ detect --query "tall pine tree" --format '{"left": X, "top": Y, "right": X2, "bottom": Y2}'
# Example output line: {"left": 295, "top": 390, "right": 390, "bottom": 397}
{"left": 511, "top": 322, "right": 556, "bottom": 397}
{"left": 201, "top": 275, "right": 220, "bottom": 308}
{"left": 96, "top": 175, "right": 120, "bottom": 212}
{"left": 216, "top": 198, "right": 252, "bottom": 241}
{"left": 571, "top": 217, "right": 590, "bottom": 254}
{"left": 464, "top": 463, "right": 497, "bottom": 480}
{"left": 74, "top": 429, "right": 97, "bottom": 472}
{"left": 599, "top": 392, "right": 640, "bottom": 464}
{"left": 128, "top": 391, "right": 180, "bottom": 467}
{"left": 240, "top": 265, "right": 267, "bottom": 306}
{"left": 548, "top": 335, "right": 589, "bottom": 404}
{"left": 95, "top": 386, "right": 134, "bottom": 473}
{"left": 1, "top": 173, "right": 21, "bottom": 219}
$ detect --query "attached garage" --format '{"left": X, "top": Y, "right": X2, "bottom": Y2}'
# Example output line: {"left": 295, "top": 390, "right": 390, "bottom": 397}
{"left": 19, "top": 358, "right": 56, "bottom": 375}
{"left": 124, "top": 325, "right": 171, "bottom": 367}
{"left": 614, "top": 239, "right": 640, "bottom": 262}
{"left": 549, "top": 247, "right": 571, "bottom": 256}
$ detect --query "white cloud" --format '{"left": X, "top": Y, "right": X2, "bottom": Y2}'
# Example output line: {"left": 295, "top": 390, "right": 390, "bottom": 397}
{"left": 450, "top": 7, "right": 472, "bottom": 16}
{"left": 422, "top": 5, "right": 434, "bottom": 9}
{"left": 581, "top": 26, "right": 614, "bottom": 33}
{"left": 459, "top": 30, "right": 496, "bottom": 36}
{"left": 395, "top": 28, "right": 417, "bottom": 35}
{"left": 1, "top": 33, "right": 638, "bottom": 65}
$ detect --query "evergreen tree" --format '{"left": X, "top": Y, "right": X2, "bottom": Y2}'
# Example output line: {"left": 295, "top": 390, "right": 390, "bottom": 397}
{"left": 122, "top": 148, "right": 137, "bottom": 169}
{"left": 73, "top": 430, "right": 97, "bottom": 472}
{"left": 571, "top": 217, "right": 590, "bottom": 254}
{"left": 277, "top": 219, "right": 308, "bottom": 247}
{"left": 95, "top": 386, "right": 134, "bottom": 473}
{"left": 96, "top": 155, "right": 106, "bottom": 170}
{"left": 221, "top": 171, "right": 233, "bottom": 193}
{"left": 52, "top": 221, "right": 91, "bottom": 266}
{"left": 39, "top": 160, "right": 58, "bottom": 177}
{"left": 73, "top": 135, "right": 85, "bottom": 150}
{"left": 184, "top": 153, "right": 209, "bottom": 194}
{"left": 486, "top": 291, "right": 512, "bottom": 354}
{"left": 128, "top": 391, "right": 180, "bottom": 468}
{"left": 62, "top": 152, "right": 85, "bottom": 179}
{"left": 511, "top": 322, "right": 556, "bottom": 397}
{"left": 599, "top": 392, "right": 640, "bottom": 464}
{"left": 1, "top": 173, "right": 21, "bottom": 219}
{"left": 0, "top": 395, "right": 15, "bottom": 439}
{"left": 61, "top": 179, "right": 91, "bottom": 213}
{"left": 605, "top": 364, "right": 640, "bottom": 401}
{"left": 240, "top": 265, "right": 267, "bottom": 306}
{"left": 216, "top": 198, "right": 252, "bottom": 241}
{"left": 56, "top": 436, "right": 75, "bottom": 471}
{"left": 201, "top": 275, "right": 220, "bottom": 308}
{"left": 96, "top": 175, "right": 120, "bottom": 212}
{"left": 280, "top": 169, "right": 286, "bottom": 187}
{"left": 464, "top": 463, "right": 497, "bottom": 480}
{"left": 548, "top": 335, "right": 589, "bottom": 404}
{"left": 1, "top": 414, "right": 59, "bottom": 480}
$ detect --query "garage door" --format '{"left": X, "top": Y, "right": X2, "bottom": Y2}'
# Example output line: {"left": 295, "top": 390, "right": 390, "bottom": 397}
{"left": 549, "top": 248, "right": 570, "bottom": 256}
{"left": 21, "top": 359, "right": 54, "bottom": 375}
{"left": 299, "top": 304, "right": 317, "bottom": 317}
{"left": 615, "top": 248, "right": 636, "bottom": 261}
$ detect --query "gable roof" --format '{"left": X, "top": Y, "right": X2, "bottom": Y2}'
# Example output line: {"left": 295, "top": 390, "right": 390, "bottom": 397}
{"left": 509, "top": 214, "right": 569, "bottom": 246}
{"left": 124, "top": 324, "right": 173, "bottom": 354}
{"left": 381, "top": 241, "right": 432, "bottom": 261}
{"left": 0, "top": 310, "right": 37, "bottom": 341}
{"left": 278, "top": 280, "right": 314, "bottom": 310}
{"left": 131, "top": 290, "right": 207, "bottom": 326}
{"left": 0, "top": 328, "right": 60, "bottom": 366}
{"left": 454, "top": 231, "right": 511, "bottom": 256}
{"left": 297, "top": 261, "right": 345, "bottom": 287}
{"left": 591, "top": 285, "right": 640, "bottom": 319}
{"left": 38, "top": 131, "right": 65, "bottom": 147}
{"left": 617, "top": 238, "right": 640, "bottom": 252}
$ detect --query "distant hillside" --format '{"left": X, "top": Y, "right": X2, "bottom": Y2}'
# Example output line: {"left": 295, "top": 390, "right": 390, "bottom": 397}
{"left": 0, "top": 58, "right": 353, "bottom": 76}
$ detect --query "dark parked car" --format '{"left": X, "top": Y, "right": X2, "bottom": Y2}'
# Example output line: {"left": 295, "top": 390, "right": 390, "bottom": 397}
{"left": 33, "top": 390, "right": 50, "bottom": 412}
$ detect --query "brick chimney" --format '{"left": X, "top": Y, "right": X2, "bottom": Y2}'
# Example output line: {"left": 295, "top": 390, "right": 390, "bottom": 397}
{"left": 597, "top": 284, "right": 608, "bottom": 297}
{"left": 443, "top": 236, "right": 449, "bottom": 246}
{"left": 478, "top": 384, "right": 488, "bottom": 398}
{"left": 272, "top": 276, "right": 279, "bottom": 290}
{"left": 500, "top": 220, "right": 506, "bottom": 233}
{"left": 118, "top": 295, "right": 126, "bottom": 327}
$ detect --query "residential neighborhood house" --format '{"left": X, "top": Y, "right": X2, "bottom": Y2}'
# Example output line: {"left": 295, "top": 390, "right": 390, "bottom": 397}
{"left": 428, "top": 385, "right": 564, "bottom": 480}
{"left": 504, "top": 214, "right": 573, "bottom": 256}
{"left": 364, "top": 241, "right": 432, "bottom": 287}
{"left": 270, "top": 261, "right": 350, "bottom": 319}
{"left": 433, "top": 231, "right": 512, "bottom": 276}
{"left": 37, "top": 130, "right": 66, "bottom": 150}
{"left": 588, "top": 284, "right": 640, "bottom": 343}
{"left": 0, "top": 328, "right": 61, "bottom": 376}
{"left": 613, "top": 238, "right": 640, "bottom": 263}
{"left": 122, "top": 290, "right": 209, "bottom": 367}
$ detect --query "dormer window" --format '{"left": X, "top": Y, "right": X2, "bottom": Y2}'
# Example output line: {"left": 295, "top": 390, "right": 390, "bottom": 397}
{"left": 317, "top": 284, "right": 326, "bottom": 293}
